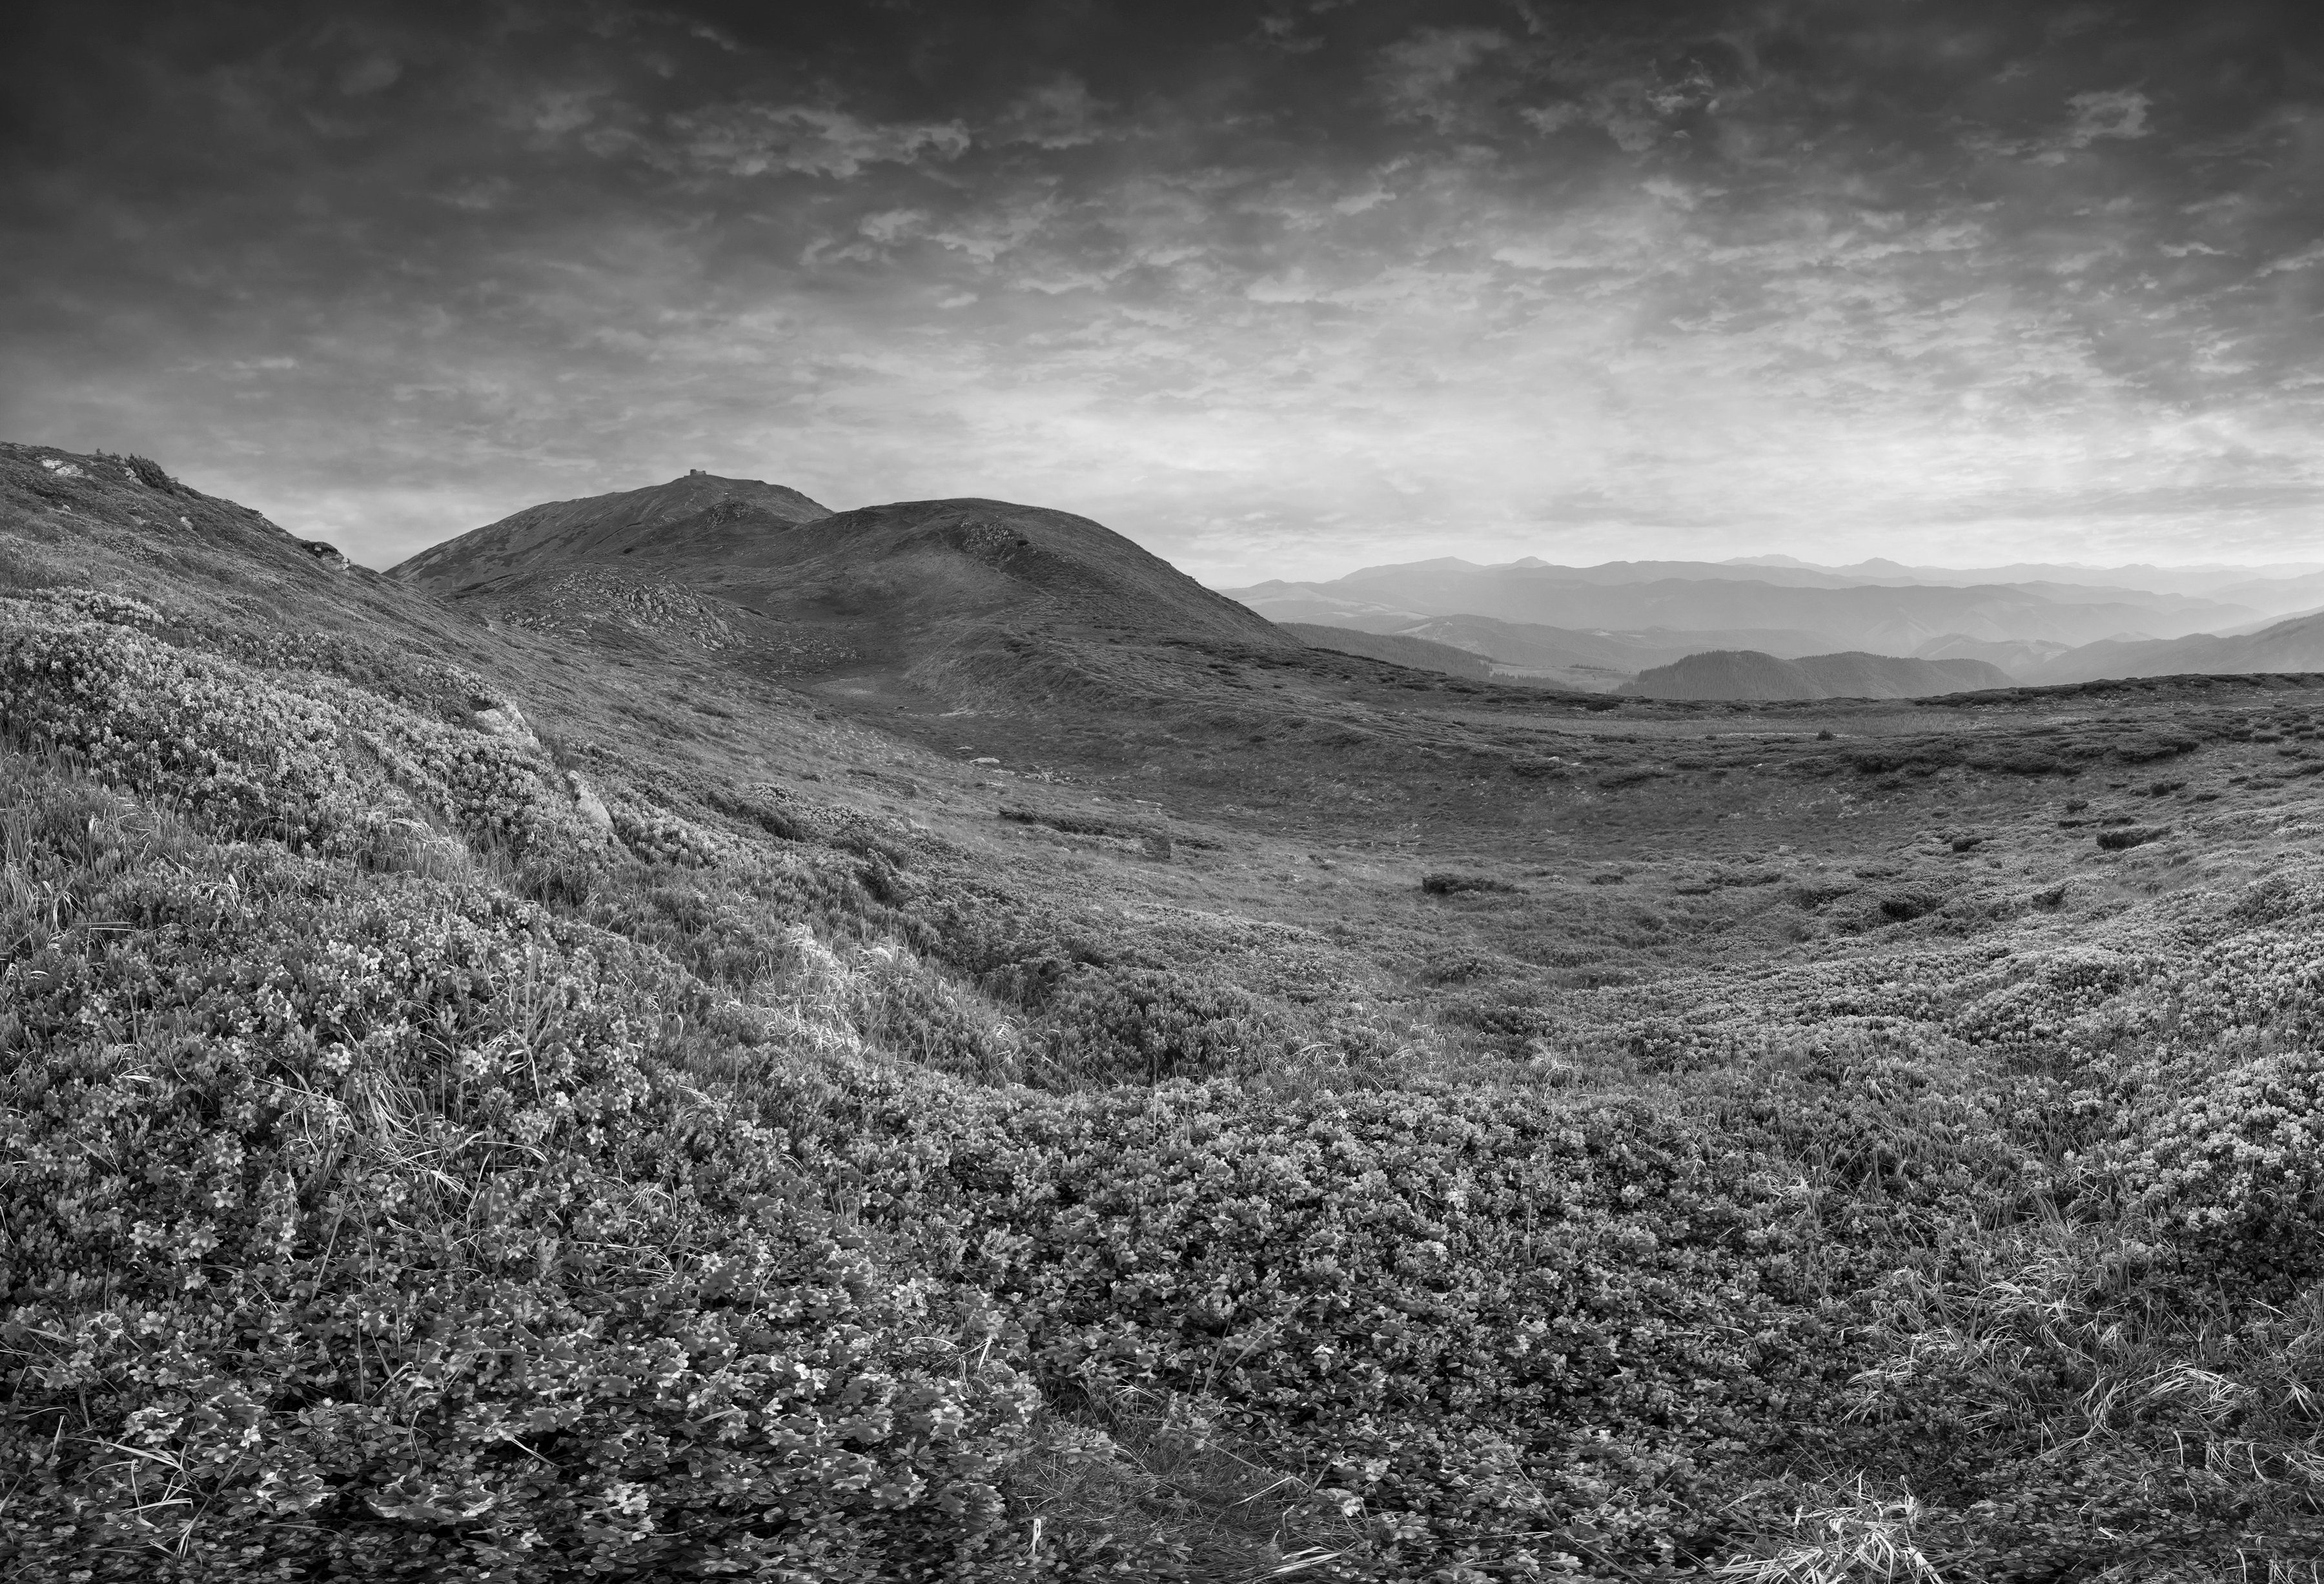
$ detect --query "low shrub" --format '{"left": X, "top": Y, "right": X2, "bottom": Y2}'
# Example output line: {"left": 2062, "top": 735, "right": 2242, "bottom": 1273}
{"left": 0, "top": 773, "right": 1047, "bottom": 1582}
{"left": 1421, "top": 871, "right": 1517, "bottom": 896}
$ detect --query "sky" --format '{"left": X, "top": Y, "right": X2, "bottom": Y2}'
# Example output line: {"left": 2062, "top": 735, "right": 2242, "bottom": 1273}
{"left": 6, "top": 0, "right": 2324, "bottom": 584}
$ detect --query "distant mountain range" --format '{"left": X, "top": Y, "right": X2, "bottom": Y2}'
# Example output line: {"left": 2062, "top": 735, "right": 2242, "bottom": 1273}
{"left": 1616, "top": 650, "right": 2013, "bottom": 702}
{"left": 1223, "top": 552, "right": 2324, "bottom": 695}
{"left": 1224, "top": 561, "right": 2255, "bottom": 653}
{"left": 2019, "top": 610, "right": 2324, "bottom": 685}
{"left": 1721, "top": 554, "right": 2324, "bottom": 614}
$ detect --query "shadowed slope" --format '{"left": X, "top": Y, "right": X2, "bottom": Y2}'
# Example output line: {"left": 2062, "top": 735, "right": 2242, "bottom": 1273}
{"left": 398, "top": 488, "right": 1291, "bottom": 653}
{"left": 1278, "top": 621, "right": 1494, "bottom": 680}
{"left": 392, "top": 472, "right": 833, "bottom": 589}
{"left": 394, "top": 487, "right": 1303, "bottom": 733}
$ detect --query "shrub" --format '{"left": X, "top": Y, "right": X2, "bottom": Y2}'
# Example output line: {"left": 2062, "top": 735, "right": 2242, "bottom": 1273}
{"left": 0, "top": 774, "right": 1046, "bottom": 1581}
{"left": 1421, "top": 872, "right": 1516, "bottom": 896}
{"left": 0, "top": 598, "right": 608, "bottom": 868}
{"left": 1878, "top": 893, "right": 1938, "bottom": 922}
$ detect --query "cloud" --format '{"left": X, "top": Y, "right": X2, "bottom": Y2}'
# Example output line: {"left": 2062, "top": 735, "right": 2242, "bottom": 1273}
{"left": 994, "top": 77, "right": 1107, "bottom": 148}
{"left": 669, "top": 103, "right": 970, "bottom": 179}
{"left": 9, "top": 0, "right": 2324, "bottom": 579}
{"left": 336, "top": 53, "right": 401, "bottom": 96}
{"left": 2258, "top": 243, "right": 2324, "bottom": 276}
{"left": 2064, "top": 88, "right": 2150, "bottom": 147}
{"left": 1373, "top": 26, "right": 1507, "bottom": 131}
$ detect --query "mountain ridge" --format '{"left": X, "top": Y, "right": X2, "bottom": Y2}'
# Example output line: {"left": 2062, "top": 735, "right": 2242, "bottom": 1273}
{"left": 1223, "top": 564, "right": 2250, "bottom": 651}
{"left": 394, "top": 482, "right": 1300, "bottom": 686}
{"left": 1616, "top": 648, "right": 2014, "bottom": 701}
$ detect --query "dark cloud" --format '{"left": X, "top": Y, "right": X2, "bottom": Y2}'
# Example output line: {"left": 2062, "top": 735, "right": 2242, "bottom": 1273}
{"left": 5, "top": 0, "right": 2324, "bottom": 577}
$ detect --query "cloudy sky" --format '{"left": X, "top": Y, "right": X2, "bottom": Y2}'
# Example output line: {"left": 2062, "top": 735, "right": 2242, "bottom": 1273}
{"left": 6, "top": 0, "right": 2324, "bottom": 581}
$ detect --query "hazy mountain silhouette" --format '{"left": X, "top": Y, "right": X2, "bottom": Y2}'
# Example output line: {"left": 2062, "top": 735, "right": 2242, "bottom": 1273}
{"left": 2027, "top": 610, "right": 2324, "bottom": 685}
{"left": 1226, "top": 560, "right": 2256, "bottom": 652}
{"left": 1910, "top": 634, "right": 2076, "bottom": 677}
{"left": 1616, "top": 649, "right": 2013, "bottom": 700}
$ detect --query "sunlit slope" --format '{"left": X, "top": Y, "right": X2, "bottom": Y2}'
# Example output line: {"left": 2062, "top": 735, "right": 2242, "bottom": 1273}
{"left": 0, "top": 442, "right": 465, "bottom": 641}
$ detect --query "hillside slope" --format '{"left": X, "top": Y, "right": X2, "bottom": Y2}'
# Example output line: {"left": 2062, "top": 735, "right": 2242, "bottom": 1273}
{"left": 1618, "top": 648, "right": 2012, "bottom": 700}
{"left": 392, "top": 471, "right": 835, "bottom": 588}
{"left": 396, "top": 486, "right": 1301, "bottom": 717}
{"left": 2031, "top": 609, "right": 2324, "bottom": 684}
{"left": 1279, "top": 621, "right": 1494, "bottom": 679}
{"left": 10, "top": 443, "right": 2324, "bottom": 1580}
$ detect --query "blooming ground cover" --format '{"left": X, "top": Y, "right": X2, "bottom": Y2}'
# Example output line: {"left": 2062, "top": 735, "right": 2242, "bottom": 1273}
{"left": 4, "top": 582, "right": 2324, "bottom": 1581}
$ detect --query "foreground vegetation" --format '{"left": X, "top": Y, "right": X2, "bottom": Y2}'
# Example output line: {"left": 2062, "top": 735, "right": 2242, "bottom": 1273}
{"left": 4, "top": 490, "right": 2324, "bottom": 1578}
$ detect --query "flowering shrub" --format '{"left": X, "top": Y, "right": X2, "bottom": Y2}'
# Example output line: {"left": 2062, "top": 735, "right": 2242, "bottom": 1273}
{"left": 0, "top": 598, "right": 607, "bottom": 868}
{"left": 0, "top": 771, "right": 1049, "bottom": 1581}
{"left": 2115, "top": 1043, "right": 2324, "bottom": 1260}
{"left": 611, "top": 800, "right": 726, "bottom": 868}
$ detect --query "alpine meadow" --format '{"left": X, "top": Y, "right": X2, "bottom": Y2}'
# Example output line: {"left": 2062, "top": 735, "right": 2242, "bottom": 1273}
{"left": 10, "top": 3, "right": 2324, "bottom": 1581}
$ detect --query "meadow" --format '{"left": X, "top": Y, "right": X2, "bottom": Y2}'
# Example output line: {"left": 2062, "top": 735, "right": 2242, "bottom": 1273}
{"left": 3, "top": 448, "right": 2324, "bottom": 1581}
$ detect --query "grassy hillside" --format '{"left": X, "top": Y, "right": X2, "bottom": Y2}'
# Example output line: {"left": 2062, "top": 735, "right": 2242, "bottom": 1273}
{"left": 6, "top": 446, "right": 2324, "bottom": 1581}
{"left": 1279, "top": 622, "right": 1496, "bottom": 680}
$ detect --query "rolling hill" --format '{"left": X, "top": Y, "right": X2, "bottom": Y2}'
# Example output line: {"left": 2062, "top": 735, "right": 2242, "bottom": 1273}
{"left": 394, "top": 481, "right": 1305, "bottom": 726}
{"left": 398, "top": 479, "right": 1286, "bottom": 651}
{"left": 1616, "top": 648, "right": 2014, "bottom": 700}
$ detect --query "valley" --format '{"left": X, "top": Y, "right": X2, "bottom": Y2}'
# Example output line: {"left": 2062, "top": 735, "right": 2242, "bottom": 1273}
{"left": 4, "top": 445, "right": 2324, "bottom": 1581}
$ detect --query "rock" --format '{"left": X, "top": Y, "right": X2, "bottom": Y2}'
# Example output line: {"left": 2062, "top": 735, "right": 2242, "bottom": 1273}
{"left": 473, "top": 702, "right": 542, "bottom": 751}
{"left": 567, "top": 770, "right": 614, "bottom": 833}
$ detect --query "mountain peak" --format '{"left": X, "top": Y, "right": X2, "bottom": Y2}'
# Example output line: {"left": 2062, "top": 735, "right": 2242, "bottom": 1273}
{"left": 391, "top": 472, "right": 833, "bottom": 591}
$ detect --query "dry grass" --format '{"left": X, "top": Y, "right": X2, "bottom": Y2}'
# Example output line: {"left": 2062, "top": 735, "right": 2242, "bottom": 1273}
{"left": 1716, "top": 1478, "right": 1945, "bottom": 1583}
{"left": 1009, "top": 1383, "right": 1365, "bottom": 1582}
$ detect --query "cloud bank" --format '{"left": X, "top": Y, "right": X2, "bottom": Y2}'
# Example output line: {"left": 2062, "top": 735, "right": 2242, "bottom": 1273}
{"left": 4, "top": 0, "right": 2323, "bottom": 582}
